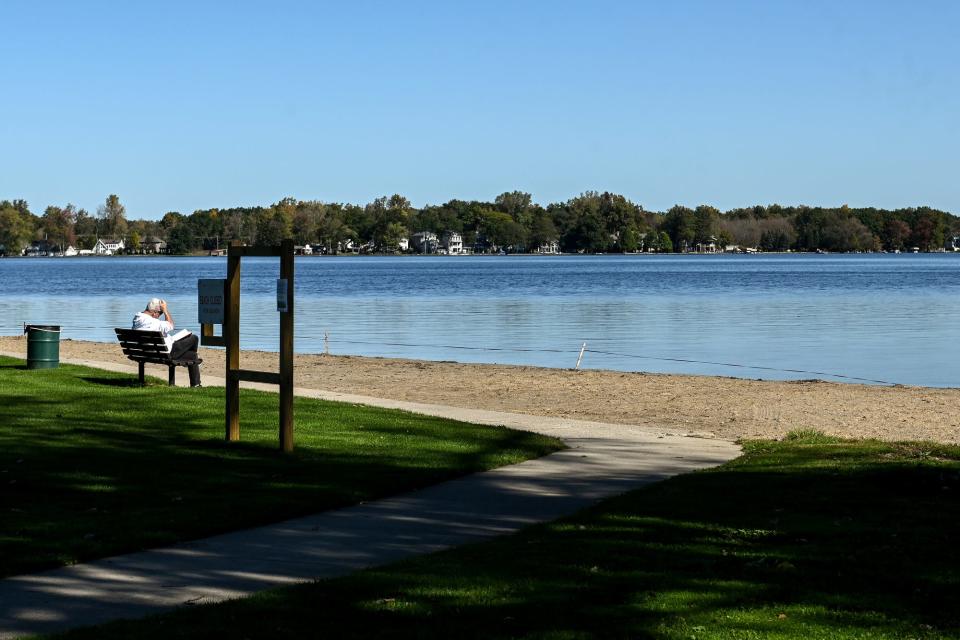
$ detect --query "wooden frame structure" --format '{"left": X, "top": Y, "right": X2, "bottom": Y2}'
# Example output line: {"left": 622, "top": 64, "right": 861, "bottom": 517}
{"left": 201, "top": 239, "right": 295, "bottom": 452}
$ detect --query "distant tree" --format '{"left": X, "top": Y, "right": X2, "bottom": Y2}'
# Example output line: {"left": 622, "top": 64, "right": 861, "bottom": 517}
{"left": 160, "top": 211, "right": 185, "bottom": 231}
{"left": 693, "top": 205, "right": 720, "bottom": 245}
{"left": 717, "top": 229, "right": 733, "bottom": 250}
{"left": 97, "top": 194, "right": 127, "bottom": 238}
{"left": 792, "top": 207, "right": 827, "bottom": 250}
{"left": 73, "top": 207, "right": 96, "bottom": 238}
{"left": 291, "top": 202, "right": 323, "bottom": 246}
{"left": 658, "top": 231, "right": 673, "bottom": 253}
{"left": 621, "top": 224, "right": 639, "bottom": 252}
{"left": 661, "top": 205, "right": 696, "bottom": 251}
{"left": 41, "top": 204, "right": 76, "bottom": 249}
{"left": 255, "top": 207, "right": 292, "bottom": 246}
{"left": 881, "top": 218, "right": 911, "bottom": 251}
{"left": 223, "top": 210, "right": 256, "bottom": 245}
{"left": 819, "top": 214, "right": 878, "bottom": 252}
{"left": 564, "top": 210, "right": 607, "bottom": 252}
{"left": 528, "top": 212, "right": 558, "bottom": 250}
{"left": 318, "top": 214, "right": 354, "bottom": 251}
{"left": 558, "top": 192, "right": 617, "bottom": 252}
{"left": 481, "top": 210, "right": 527, "bottom": 250}
{"left": 382, "top": 222, "right": 407, "bottom": 251}
{"left": 387, "top": 194, "right": 412, "bottom": 213}
{"left": 0, "top": 204, "right": 33, "bottom": 254}
{"left": 368, "top": 194, "right": 412, "bottom": 248}
{"left": 910, "top": 209, "right": 946, "bottom": 251}
{"left": 166, "top": 223, "right": 196, "bottom": 254}
{"left": 598, "top": 192, "right": 638, "bottom": 242}
{"left": 720, "top": 218, "right": 761, "bottom": 248}
{"left": 188, "top": 208, "right": 225, "bottom": 249}
{"left": 495, "top": 191, "right": 533, "bottom": 227}
{"left": 758, "top": 218, "right": 796, "bottom": 251}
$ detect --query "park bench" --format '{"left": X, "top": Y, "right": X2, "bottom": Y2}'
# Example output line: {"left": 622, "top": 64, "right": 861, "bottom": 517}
{"left": 114, "top": 328, "right": 202, "bottom": 386}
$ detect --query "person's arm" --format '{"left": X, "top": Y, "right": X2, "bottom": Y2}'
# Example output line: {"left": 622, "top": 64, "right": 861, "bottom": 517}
{"left": 161, "top": 300, "right": 175, "bottom": 329}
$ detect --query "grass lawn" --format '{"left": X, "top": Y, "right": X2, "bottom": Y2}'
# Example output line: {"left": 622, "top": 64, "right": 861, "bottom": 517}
{"left": 0, "top": 356, "right": 562, "bottom": 578}
{"left": 51, "top": 431, "right": 960, "bottom": 640}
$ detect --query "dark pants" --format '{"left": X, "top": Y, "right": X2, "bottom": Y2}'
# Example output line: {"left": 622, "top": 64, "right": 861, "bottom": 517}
{"left": 170, "top": 334, "right": 201, "bottom": 386}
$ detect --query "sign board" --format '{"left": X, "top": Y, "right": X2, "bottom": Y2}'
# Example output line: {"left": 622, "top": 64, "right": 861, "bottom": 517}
{"left": 198, "top": 279, "right": 225, "bottom": 324}
{"left": 277, "top": 279, "right": 289, "bottom": 313}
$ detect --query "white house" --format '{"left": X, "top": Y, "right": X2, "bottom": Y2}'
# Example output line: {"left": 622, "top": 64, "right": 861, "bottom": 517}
{"left": 398, "top": 237, "right": 409, "bottom": 251}
{"left": 535, "top": 240, "right": 560, "bottom": 255}
{"left": 410, "top": 231, "right": 438, "bottom": 253}
{"left": 441, "top": 231, "right": 463, "bottom": 255}
{"left": 695, "top": 236, "right": 719, "bottom": 253}
{"left": 93, "top": 238, "right": 125, "bottom": 255}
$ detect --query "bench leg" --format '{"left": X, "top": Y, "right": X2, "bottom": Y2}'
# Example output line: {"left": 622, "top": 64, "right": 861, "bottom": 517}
{"left": 168, "top": 365, "right": 176, "bottom": 386}
{"left": 138, "top": 361, "right": 145, "bottom": 386}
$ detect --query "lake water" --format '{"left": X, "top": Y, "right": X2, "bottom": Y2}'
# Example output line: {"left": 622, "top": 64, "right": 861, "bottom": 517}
{"left": 0, "top": 254, "right": 957, "bottom": 387}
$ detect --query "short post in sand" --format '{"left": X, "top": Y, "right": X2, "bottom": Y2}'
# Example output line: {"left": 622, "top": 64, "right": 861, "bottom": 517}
{"left": 198, "top": 239, "right": 296, "bottom": 452}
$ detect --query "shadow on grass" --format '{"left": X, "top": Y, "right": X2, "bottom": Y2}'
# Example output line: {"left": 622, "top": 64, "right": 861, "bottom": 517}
{"left": 53, "top": 439, "right": 960, "bottom": 640}
{"left": 0, "top": 358, "right": 561, "bottom": 580}
{"left": 79, "top": 376, "right": 147, "bottom": 387}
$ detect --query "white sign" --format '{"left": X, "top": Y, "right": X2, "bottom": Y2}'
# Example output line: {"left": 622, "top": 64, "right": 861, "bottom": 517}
{"left": 277, "top": 279, "right": 289, "bottom": 313}
{"left": 198, "top": 279, "right": 225, "bottom": 324}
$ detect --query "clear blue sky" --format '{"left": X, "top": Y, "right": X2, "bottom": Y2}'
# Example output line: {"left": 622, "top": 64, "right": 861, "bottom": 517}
{"left": 2, "top": 0, "right": 957, "bottom": 219}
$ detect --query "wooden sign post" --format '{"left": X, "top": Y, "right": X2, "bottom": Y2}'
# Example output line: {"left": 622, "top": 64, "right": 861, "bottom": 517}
{"left": 200, "top": 239, "right": 295, "bottom": 452}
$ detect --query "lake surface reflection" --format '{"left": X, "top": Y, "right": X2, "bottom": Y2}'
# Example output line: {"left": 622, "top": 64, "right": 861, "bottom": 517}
{"left": 0, "top": 254, "right": 957, "bottom": 387}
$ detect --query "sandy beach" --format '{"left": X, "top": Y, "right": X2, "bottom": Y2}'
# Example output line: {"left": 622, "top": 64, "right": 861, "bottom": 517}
{"left": 2, "top": 335, "right": 958, "bottom": 443}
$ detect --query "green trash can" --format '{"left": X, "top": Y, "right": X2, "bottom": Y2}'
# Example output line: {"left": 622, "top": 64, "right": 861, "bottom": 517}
{"left": 25, "top": 324, "right": 61, "bottom": 370}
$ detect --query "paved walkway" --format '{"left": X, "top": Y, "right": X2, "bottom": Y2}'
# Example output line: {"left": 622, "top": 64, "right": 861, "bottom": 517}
{"left": 0, "top": 355, "right": 741, "bottom": 639}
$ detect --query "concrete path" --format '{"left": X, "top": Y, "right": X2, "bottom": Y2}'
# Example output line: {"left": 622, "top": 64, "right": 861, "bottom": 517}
{"left": 0, "top": 354, "right": 741, "bottom": 639}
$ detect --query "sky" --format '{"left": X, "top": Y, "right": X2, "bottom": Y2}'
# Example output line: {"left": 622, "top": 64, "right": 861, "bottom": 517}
{"left": 1, "top": 0, "right": 958, "bottom": 219}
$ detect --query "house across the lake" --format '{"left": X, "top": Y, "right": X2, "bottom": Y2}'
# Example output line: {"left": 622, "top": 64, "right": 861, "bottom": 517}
{"left": 411, "top": 231, "right": 439, "bottom": 254}
{"left": 441, "top": 231, "right": 463, "bottom": 255}
{"left": 93, "top": 238, "right": 125, "bottom": 255}
{"left": 143, "top": 237, "right": 167, "bottom": 254}
{"left": 24, "top": 240, "right": 59, "bottom": 256}
{"left": 535, "top": 240, "right": 560, "bottom": 254}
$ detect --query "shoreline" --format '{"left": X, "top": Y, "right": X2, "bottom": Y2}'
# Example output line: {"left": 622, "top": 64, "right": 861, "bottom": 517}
{"left": 3, "top": 251, "right": 959, "bottom": 258}
{"left": 2, "top": 335, "right": 958, "bottom": 444}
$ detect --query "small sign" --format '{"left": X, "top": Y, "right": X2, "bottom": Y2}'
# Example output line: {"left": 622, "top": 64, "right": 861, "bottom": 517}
{"left": 277, "top": 279, "right": 289, "bottom": 313}
{"left": 198, "top": 279, "right": 225, "bottom": 324}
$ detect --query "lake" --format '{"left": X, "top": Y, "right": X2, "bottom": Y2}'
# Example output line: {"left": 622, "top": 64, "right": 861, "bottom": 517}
{"left": 0, "top": 254, "right": 957, "bottom": 387}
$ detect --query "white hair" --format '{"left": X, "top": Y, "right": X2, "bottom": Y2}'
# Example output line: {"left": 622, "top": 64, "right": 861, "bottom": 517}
{"left": 146, "top": 298, "right": 163, "bottom": 312}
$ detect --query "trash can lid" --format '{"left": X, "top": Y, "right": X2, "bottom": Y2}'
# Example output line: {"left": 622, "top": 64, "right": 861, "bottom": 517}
{"left": 24, "top": 324, "right": 61, "bottom": 332}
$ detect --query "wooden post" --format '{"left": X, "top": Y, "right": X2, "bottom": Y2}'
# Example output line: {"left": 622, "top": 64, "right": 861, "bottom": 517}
{"left": 279, "top": 239, "right": 295, "bottom": 452}
{"left": 225, "top": 241, "right": 241, "bottom": 441}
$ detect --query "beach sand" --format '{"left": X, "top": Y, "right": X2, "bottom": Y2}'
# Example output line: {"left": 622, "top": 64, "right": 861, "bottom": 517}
{"left": 2, "top": 335, "right": 957, "bottom": 444}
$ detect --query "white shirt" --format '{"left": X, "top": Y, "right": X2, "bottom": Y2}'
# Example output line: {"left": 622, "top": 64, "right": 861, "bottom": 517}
{"left": 132, "top": 311, "right": 176, "bottom": 351}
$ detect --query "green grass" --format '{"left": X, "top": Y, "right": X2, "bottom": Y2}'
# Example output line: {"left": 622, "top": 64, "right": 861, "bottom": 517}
{"left": 0, "top": 356, "right": 562, "bottom": 578}
{"left": 51, "top": 430, "right": 960, "bottom": 639}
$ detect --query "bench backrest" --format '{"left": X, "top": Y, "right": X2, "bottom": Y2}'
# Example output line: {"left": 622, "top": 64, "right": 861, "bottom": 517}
{"left": 115, "top": 328, "right": 171, "bottom": 362}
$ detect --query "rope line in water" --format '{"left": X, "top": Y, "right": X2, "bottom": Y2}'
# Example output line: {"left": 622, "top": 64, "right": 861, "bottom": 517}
{"left": 584, "top": 348, "right": 897, "bottom": 386}
{"left": 315, "top": 337, "right": 899, "bottom": 386}
{"left": 322, "top": 337, "right": 576, "bottom": 355}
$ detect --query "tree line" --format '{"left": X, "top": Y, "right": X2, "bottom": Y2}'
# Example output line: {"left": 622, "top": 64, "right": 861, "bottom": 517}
{"left": 1, "top": 192, "right": 957, "bottom": 255}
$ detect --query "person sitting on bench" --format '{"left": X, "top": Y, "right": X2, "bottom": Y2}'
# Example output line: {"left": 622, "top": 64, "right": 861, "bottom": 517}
{"left": 132, "top": 298, "right": 202, "bottom": 387}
